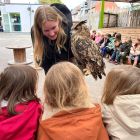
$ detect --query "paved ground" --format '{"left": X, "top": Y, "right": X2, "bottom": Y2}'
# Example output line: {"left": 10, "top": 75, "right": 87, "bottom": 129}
{"left": 0, "top": 32, "right": 116, "bottom": 103}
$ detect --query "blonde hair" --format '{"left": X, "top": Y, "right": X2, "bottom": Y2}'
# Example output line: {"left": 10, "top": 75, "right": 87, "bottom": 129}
{"left": 102, "top": 65, "right": 140, "bottom": 105}
{"left": 33, "top": 6, "right": 67, "bottom": 66}
{"left": 44, "top": 62, "right": 91, "bottom": 109}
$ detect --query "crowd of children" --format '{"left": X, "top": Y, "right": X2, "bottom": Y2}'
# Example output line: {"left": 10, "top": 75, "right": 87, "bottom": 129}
{"left": 90, "top": 30, "right": 140, "bottom": 67}
{"left": 0, "top": 62, "right": 140, "bottom": 140}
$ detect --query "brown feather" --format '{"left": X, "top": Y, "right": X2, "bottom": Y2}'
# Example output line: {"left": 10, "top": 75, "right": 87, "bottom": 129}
{"left": 71, "top": 22, "right": 106, "bottom": 80}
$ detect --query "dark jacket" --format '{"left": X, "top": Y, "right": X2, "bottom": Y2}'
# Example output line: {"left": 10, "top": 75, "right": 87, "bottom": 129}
{"left": 120, "top": 42, "right": 131, "bottom": 55}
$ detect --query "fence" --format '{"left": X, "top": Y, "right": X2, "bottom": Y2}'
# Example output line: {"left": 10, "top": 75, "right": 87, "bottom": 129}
{"left": 118, "top": 9, "right": 140, "bottom": 27}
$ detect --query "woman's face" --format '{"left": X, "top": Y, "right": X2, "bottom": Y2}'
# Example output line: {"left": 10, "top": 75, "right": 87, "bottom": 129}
{"left": 42, "top": 20, "right": 59, "bottom": 40}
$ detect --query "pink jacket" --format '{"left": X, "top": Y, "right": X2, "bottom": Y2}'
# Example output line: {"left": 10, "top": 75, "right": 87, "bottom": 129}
{"left": 0, "top": 100, "right": 42, "bottom": 140}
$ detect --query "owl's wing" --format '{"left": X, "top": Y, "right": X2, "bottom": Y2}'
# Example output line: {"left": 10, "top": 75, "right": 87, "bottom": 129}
{"left": 71, "top": 35, "right": 86, "bottom": 71}
{"left": 71, "top": 36, "right": 106, "bottom": 79}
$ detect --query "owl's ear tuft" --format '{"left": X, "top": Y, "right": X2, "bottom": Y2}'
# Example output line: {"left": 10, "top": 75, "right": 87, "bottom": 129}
{"left": 73, "top": 20, "right": 87, "bottom": 30}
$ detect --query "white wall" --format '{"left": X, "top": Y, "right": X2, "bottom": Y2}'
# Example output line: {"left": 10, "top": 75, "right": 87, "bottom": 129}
{"left": 1, "top": 4, "right": 42, "bottom": 32}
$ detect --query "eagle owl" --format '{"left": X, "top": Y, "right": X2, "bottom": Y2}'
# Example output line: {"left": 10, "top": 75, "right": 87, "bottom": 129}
{"left": 71, "top": 21, "right": 106, "bottom": 80}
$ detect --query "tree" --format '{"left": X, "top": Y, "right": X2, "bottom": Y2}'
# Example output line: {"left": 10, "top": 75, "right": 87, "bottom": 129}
{"left": 39, "top": 0, "right": 62, "bottom": 4}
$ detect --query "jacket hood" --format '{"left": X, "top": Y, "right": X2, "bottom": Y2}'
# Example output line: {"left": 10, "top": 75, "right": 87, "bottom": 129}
{"left": 37, "top": 104, "right": 109, "bottom": 140}
{"left": 0, "top": 101, "right": 42, "bottom": 140}
{"left": 108, "top": 94, "right": 140, "bottom": 135}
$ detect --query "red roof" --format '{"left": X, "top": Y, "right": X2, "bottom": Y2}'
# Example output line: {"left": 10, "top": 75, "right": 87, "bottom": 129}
{"left": 94, "top": 1, "right": 119, "bottom": 12}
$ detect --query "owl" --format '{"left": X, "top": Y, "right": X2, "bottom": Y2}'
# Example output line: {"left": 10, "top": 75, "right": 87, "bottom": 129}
{"left": 71, "top": 21, "right": 106, "bottom": 80}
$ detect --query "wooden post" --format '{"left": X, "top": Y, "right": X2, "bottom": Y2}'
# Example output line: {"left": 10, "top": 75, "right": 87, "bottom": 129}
{"left": 13, "top": 49, "right": 26, "bottom": 63}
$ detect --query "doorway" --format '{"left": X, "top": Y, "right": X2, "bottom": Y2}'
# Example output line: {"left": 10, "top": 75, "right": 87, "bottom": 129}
{"left": 10, "top": 13, "right": 21, "bottom": 31}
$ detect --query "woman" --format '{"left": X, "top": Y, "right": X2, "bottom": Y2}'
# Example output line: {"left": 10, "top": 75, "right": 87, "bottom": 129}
{"left": 32, "top": 4, "right": 73, "bottom": 73}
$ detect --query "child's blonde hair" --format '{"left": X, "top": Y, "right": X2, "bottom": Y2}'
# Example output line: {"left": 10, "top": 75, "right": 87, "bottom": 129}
{"left": 44, "top": 62, "right": 90, "bottom": 109}
{"left": 102, "top": 65, "right": 140, "bottom": 105}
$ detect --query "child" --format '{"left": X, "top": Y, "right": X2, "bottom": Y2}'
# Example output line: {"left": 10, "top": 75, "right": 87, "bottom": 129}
{"left": 109, "top": 39, "right": 122, "bottom": 64}
{"left": 128, "top": 38, "right": 140, "bottom": 66}
{"left": 105, "top": 32, "right": 120, "bottom": 58}
{"left": 95, "top": 31, "right": 104, "bottom": 45}
{"left": 100, "top": 34, "right": 111, "bottom": 57}
{"left": 0, "top": 65, "right": 42, "bottom": 140}
{"left": 37, "top": 62, "right": 109, "bottom": 140}
{"left": 119, "top": 36, "right": 132, "bottom": 64}
{"left": 101, "top": 65, "right": 140, "bottom": 140}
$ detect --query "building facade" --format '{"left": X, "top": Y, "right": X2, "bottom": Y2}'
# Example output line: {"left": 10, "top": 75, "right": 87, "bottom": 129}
{"left": 0, "top": 3, "right": 42, "bottom": 32}
{"left": 72, "top": 0, "right": 119, "bottom": 30}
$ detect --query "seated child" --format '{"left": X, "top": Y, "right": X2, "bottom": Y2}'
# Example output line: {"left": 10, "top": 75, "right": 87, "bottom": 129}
{"left": 0, "top": 65, "right": 42, "bottom": 140}
{"left": 119, "top": 36, "right": 132, "bottom": 64}
{"left": 128, "top": 38, "right": 140, "bottom": 66}
{"left": 109, "top": 39, "right": 122, "bottom": 64}
{"left": 105, "top": 36, "right": 115, "bottom": 58}
{"left": 100, "top": 34, "right": 111, "bottom": 57}
{"left": 106, "top": 33, "right": 121, "bottom": 58}
{"left": 37, "top": 62, "right": 109, "bottom": 140}
{"left": 101, "top": 65, "right": 140, "bottom": 140}
{"left": 95, "top": 31, "right": 104, "bottom": 45}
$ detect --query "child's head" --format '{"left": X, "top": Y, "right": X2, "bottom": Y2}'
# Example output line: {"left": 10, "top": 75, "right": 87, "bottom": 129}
{"left": 112, "top": 32, "right": 117, "bottom": 37}
{"left": 134, "top": 38, "right": 140, "bottom": 48}
{"left": 92, "top": 30, "right": 96, "bottom": 34}
{"left": 124, "top": 36, "right": 132, "bottom": 45}
{"left": 107, "top": 33, "right": 111, "bottom": 38}
{"left": 114, "top": 39, "right": 121, "bottom": 47}
{"left": 96, "top": 31, "right": 102, "bottom": 37}
{"left": 115, "top": 33, "right": 121, "bottom": 41}
{"left": 104, "top": 34, "right": 111, "bottom": 40}
{"left": 44, "top": 62, "right": 90, "bottom": 110}
{"left": 135, "top": 37, "right": 140, "bottom": 46}
{"left": 0, "top": 65, "right": 39, "bottom": 115}
{"left": 102, "top": 65, "right": 140, "bottom": 105}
